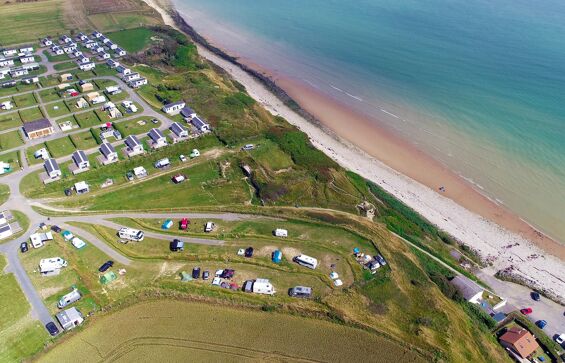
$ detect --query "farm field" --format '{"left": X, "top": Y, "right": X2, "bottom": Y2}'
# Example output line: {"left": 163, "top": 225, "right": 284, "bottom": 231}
{"left": 0, "top": 0, "right": 67, "bottom": 44}
{"left": 38, "top": 300, "right": 425, "bottom": 363}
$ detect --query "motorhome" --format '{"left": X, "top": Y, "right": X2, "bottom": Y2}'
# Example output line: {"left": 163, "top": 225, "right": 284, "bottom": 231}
{"left": 39, "top": 257, "right": 68, "bottom": 273}
{"left": 118, "top": 227, "right": 144, "bottom": 241}
{"left": 274, "top": 228, "right": 288, "bottom": 237}
{"left": 293, "top": 254, "right": 318, "bottom": 270}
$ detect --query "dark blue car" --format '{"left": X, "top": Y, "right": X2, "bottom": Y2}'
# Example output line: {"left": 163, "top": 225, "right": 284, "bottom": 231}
{"left": 536, "top": 320, "right": 547, "bottom": 329}
{"left": 45, "top": 322, "right": 59, "bottom": 336}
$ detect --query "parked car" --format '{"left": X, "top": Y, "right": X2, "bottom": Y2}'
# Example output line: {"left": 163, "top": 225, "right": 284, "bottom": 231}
{"left": 531, "top": 291, "right": 541, "bottom": 301}
{"left": 126, "top": 171, "right": 134, "bottom": 181}
{"left": 520, "top": 308, "right": 533, "bottom": 315}
{"left": 151, "top": 118, "right": 159, "bottom": 124}
{"left": 179, "top": 154, "right": 187, "bottom": 162}
{"left": 171, "top": 174, "right": 186, "bottom": 184}
{"left": 241, "top": 144, "right": 255, "bottom": 151}
{"left": 170, "top": 239, "right": 184, "bottom": 252}
{"left": 51, "top": 225, "right": 62, "bottom": 233}
{"left": 180, "top": 218, "right": 189, "bottom": 230}
{"left": 20, "top": 242, "right": 28, "bottom": 253}
{"left": 536, "top": 320, "right": 547, "bottom": 329}
{"left": 202, "top": 270, "right": 210, "bottom": 280}
{"left": 45, "top": 322, "right": 59, "bottom": 336}
{"left": 555, "top": 333, "right": 565, "bottom": 345}
{"left": 289, "top": 286, "right": 313, "bottom": 298}
{"left": 192, "top": 267, "right": 201, "bottom": 279}
{"left": 220, "top": 269, "right": 234, "bottom": 279}
{"left": 244, "top": 247, "right": 254, "bottom": 258}
{"left": 98, "top": 260, "right": 114, "bottom": 272}
{"left": 64, "top": 188, "right": 72, "bottom": 196}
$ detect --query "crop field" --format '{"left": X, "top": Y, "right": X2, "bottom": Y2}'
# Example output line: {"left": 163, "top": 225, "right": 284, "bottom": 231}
{"left": 38, "top": 300, "right": 425, "bottom": 363}
{"left": 0, "top": 0, "right": 67, "bottom": 45}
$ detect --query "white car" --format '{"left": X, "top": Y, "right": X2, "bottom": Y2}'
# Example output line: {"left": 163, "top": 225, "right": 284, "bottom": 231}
{"left": 556, "top": 333, "right": 565, "bottom": 345}
{"left": 179, "top": 154, "right": 187, "bottom": 162}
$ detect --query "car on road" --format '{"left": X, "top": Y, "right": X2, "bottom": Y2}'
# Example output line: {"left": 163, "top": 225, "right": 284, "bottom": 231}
{"left": 98, "top": 260, "right": 114, "bottom": 272}
{"left": 192, "top": 267, "right": 201, "bottom": 279}
{"left": 20, "top": 242, "right": 28, "bottom": 253}
{"left": 531, "top": 291, "right": 541, "bottom": 301}
{"left": 555, "top": 333, "right": 565, "bottom": 346}
{"left": 520, "top": 307, "right": 533, "bottom": 315}
{"left": 51, "top": 225, "right": 62, "bottom": 233}
{"left": 535, "top": 320, "right": 547, "bottom": 329}
{"left": 45, "top": 322, "right": 59, "bottom": 336}
{"left": 202, "top": 270, "right": 209, "bottom": 280}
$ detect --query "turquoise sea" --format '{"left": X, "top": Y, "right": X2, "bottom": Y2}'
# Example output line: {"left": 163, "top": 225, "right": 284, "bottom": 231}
{"left": 173, "top": 0, "right": 565, "bottom": 242}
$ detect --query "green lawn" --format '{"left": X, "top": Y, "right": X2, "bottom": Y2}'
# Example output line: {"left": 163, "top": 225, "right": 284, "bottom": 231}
{"left": 69, "top": 130, "right": 99, "bottom": 150}
{"left": 92, "top": 66, "right": 117, "bottom": 77}
{"left": 0, "top": 112, "right": 22, "bottom": 132}
{"left": 53, "top": 61, "right": 77, "bottom": 71}
{"left": 45, "top": 136, "right": 75, "bottom": 158}
{"left": 12, "top": 93, "right": 37, "bottom": 108}
{"left": 107, "top": 28, "right": 155, "bottom": 52}
{"left": 0, "top": 0, "right": 67, "bottom": 44}
{"left": 114, "top": 117, "right": 161, "bottom": 137}
{"left": 37, "top": 88, "right": 61, "bottom": 103}
{"left": 43, "top": 50, "right": 68, "bottom": 63}
{"left": 0, "top": 130, "right": 24, "bottom": 151}
{"left": 25, "top": 144, "right": 47, "bottom": 165}
{"left": 45, "top": 100, "right": 71, "bottom": 118}
{"left": 74, "top": 111, "right": 101, "bottom": 128}
{"left": 0, "top": 256, "right": 30, "bottom": 330}
{"left": 0, "top": 184, "right": 8, "bottom": 206}
{"left": 19, "top": 107, "right": 44, "bottom": 122}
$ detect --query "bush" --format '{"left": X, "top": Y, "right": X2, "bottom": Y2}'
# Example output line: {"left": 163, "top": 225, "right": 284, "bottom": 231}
{"left": 461, "top": 302, "right": 497, "bottom": 330}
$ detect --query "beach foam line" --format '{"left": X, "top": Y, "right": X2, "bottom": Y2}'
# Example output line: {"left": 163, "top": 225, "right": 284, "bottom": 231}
{"left": 380, "top": 109, "right": 400, "bottom": 119}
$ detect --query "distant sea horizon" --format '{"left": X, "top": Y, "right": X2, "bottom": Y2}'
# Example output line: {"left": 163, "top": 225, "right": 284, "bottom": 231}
{"left": 172, "top": 0, "right": 565, "bottom": 243}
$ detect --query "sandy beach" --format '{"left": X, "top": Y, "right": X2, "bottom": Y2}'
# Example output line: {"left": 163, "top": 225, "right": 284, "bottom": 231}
{"left": 144, "top": 0, "right": 565, "bottom": 303}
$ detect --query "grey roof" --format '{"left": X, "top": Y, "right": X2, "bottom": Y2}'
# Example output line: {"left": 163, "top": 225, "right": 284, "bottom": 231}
{"left": 191, "top": 116, "right": 209, "bottom": 129}
{"left": 170, "top": 122, "right": 187, "bottom": 136}
{"left": 0, "top": 224, "right": 11, "bottom": 233}
{"left": 72, "top": 150, "right": 88, "bottom": 165}
{"left": 180, "top": 106, "right": 195, "bottom": 117}
{"left": 148, "top": 128, "right": 165, "bottom": 141}
{"left": 164, "top": 101, "right": 185, "bottom": 109}
{"left": 44, "top": 158, "right": 60, "bottom": 174}
{"left": 100, "top": 142, "right": 116, "bottom": 157}
{"left": 124, "top": 135, "right": 140, "bottom": 149}
{"left": 23, "top": 118, "right": 52, "bottom": 134}
{"left": 115, "top": 47, "right": 125, "bottom": 53}
{"left": 450, "top": 275, "right": 483, "bottom": 300}
{"left": 56, "top": 307, "right": 82, "bottom": 327}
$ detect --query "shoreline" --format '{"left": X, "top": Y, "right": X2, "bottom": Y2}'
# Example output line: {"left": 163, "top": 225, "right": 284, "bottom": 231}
{"left": 143, "top": 0, "right": 565, "bottom": 303}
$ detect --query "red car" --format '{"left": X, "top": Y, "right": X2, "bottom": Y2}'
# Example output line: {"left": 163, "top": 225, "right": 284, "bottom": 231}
{"left": 180, "top": 218, "right": 189, "bottom": 230}
{"left": 520, "top": 307, "right": 533, "bottom": 315}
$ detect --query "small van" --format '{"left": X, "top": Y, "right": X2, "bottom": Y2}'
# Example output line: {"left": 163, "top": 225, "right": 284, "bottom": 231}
{"left": 289, "top": 286, "right": 312, "bottom": 298}
{"left": 204, "top": 221, "right": 215, "bottom": 233}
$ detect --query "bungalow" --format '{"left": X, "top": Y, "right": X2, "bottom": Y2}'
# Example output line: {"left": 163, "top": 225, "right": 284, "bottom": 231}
{"left": 56, "top": 307, "right": 84, "bottom": 331}
{"left": 99, "top": 142, "right": 118, "bottom": 164}
{"left": 91, "top": 95, "right": 106, "bottom": 105}
{"left": 124, "top": 135, "right": 144, "bottom": 156}
{"left": 101, "top": 37, "right": 111, "bottom": 45}
{"left": 60, "top": 35, "right": 72, "bottom": 44}
{"left": 79, "top": 62, "right": 95, "bottom": 71}
{"left": 22, "top": 62, "right": 39, "bottom": 71}
{"left": 19, "top": 46, "right": 33, "bottom": 54}
{"left": 116, "top": 65, "right": 131, "bottom": 75}
{"left": 23, "top": 118, "right": 54, "bottom": 139}
{"left": 72, "top": 150, "right": 90, "bottom": 170}
{"left": 99, "top": 52, "right": 111, "bottom": 60}
{"left": 0, "top": 101, "right": 13, "bottom": 110}
{"left": 0, "top": 68, "right": 9, "bottom": 77}
{"left": 2, "top": 49, "right": 17, "bottom": 57}
{"left": 114, "top": 47, "right": 126, "bottom": 57}
{"left": 0, "top": 59, "right": 14, "bottom": 67}
{"left": 77, "top": 32, "right": 88, "bottom": 41}
{"left": 148, "top": 128, "right": 167, "bottom": 148}
{"left": 62, "top": 45, "right": 75, "bottom": 54}
{"left": 0, "top": 221, "right": 12, "bottom": 239}
{"left": 107, "top": 42, "right": 118, "bottom": 50}
{"left": 180, "top": 106, "right": 196, "bottom": 120}
{"left": 84, "top": 41, "right": 97, "bottom": 49}
{"left": 44, "top": 158, "right": 61, "bottom": 179}
{"left": 20, "top": 55, "right": 35, "bottom": 64}
{"left": 21, "top": 76, "right": 39, "bottom": 85}
{"left": 79, "top": 82, "right": 94, "bottom": 92}
{"left": 92, "top": 31, "right": 103, "bottom": 39}
{"left": 162, "top": 101, "right": 185, "bottom": 115}
{"left": 72, "top": 50, "right": 83, "bottom": 58}
{"left": 450, "top": 275, "right": 484, "bottom": 304}
{"left": 499, "top": 327, "right": 539, "bottom": 360}
{"left": 41, "top": 38, "right": 53, "bottom": 47}
{"left": 170, "top": 122, "right": 189, "bottom": 139}
{"left": 0, "top": 80, "right": 16, "bottom": 88}
{"left": 75, "top": 97, "right": 88, "bottom": 109}
{"left": 78, "top": 56, "right": 90, "bottom": 64}
{"left": 10, "top": 68, "right": 28, "bottom": 77}
{"left": 95, "top": 46, "right": 105, "bottom": 54}
{"left": 52, "top": 47, "right": 64, "bottom": 55}
{"left": 128, "top": 77, "right": 147, "bottom": 88}
{"left": 74, "top": 181, "right": 89, "bottom": 194}
{"left": 191, "top": 116, "right": 211, "bottom": 132}
{"left": 59, "top": 73, "right": 73, "bottom": 82}
{"left": 105, "top": 86, "right": 122, "bottom": 95}
{"left": 122, "top": 72, "right": 140, "bottom": 82}
{"left": 106, "top": 59, "right": 119, "bottom": 68}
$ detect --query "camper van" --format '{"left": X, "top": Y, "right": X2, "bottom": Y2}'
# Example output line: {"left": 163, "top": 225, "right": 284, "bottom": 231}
{"left": 204, "top": 221, "right": 215, "bottom": 233}
{"left": 252, "top": 278, "right": 276, "bottom": 295}
{"left": 289, "top": 286, "right": 313, "bottom": 298}
{"left": 39, "top": 257, "right": 68, "bottom": 273}
{"left": 118, "top": 227, "right": 144, "bottom": 241}
{"left": 57, "top": 288, "right": 81, "bottom": 308}
{"left": 274, "top": 228, "right": 288, "bottom": 237}
{"left": 154, "top": 158, "right": 170, "bottom": 169}
{"left": 293, "top": 255, "right": 318, "bottom": 270}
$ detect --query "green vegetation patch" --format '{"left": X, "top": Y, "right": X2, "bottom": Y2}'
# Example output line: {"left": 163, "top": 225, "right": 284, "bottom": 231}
{"left": 0, "top": 130, "right": 24, "bottom": 150}
{"left": 45, "top": 136, "right": 75, "bottom": 158}
{"left": 45, "top": 100, "right": 71, "bottom": 118}
{"left": 0, "top": 256, "right": 30, "bottom": 330}
{"left": 107, "top": 28, "right": 155, "bottom": 52}
{"left": 114, "top": 117, "right": 161, "bottom": 137}
{"left": 19, "top": 107, "right": 44, "bottom": 122}
{"left": 74, "top": 111, "right": 102, "bottom": 128}
{"left": 53, "top": 61, "right": 77, "bottom": 71}
{"left": 0, "top": 112, "right": 22, "bottom": 132}
{"left": 69, "top": 130, "right": 99, "bottom": 150}
{"left": 12, "top": 93, "right": 37, "bottom": 108}
{"left": 0, "top": 184, "right": 9, "bottom": 206}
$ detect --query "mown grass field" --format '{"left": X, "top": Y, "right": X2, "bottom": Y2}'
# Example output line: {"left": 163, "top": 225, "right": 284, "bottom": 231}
{"left": 0, "top": 184, "right": 9, "bottom": 206}
{"left": 0, "top": 112, "right": 22, "bottom": 132}
{"left": 107, "top": 28, "right": 156, "bottom": 52}
{"left": 0, "top": 0, "right": 67, "bottom": 44}
{"left": 0, "top": 131, "right": 24, "bottom": 151}
{"left": 38, "top": 300, "right": 426, "bottom": 363}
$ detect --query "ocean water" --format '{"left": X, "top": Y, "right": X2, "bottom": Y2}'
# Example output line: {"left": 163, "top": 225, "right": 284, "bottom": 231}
{"left": 173, "top": 0, "right": 565, "bottom": 242}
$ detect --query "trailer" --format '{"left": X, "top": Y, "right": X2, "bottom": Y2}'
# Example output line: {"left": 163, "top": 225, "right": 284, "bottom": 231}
{"left": 293, "top": 254, "right": 318, "bottom": 270}
{"left": 118, "top": 227, "right": 144, "bottom": 241}
{"left": 57, "top": 288, "right": 81, "bottom": 308}
{"left": 274, "top": 228, "right": 288, "bottom": 237}
{"left": 39, "top": 257, "right": 68, "bottom": 273}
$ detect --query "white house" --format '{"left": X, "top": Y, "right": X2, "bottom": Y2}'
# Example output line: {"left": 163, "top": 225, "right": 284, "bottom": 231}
{"left": 100, "top": 142, "right": 118, "bottom": 164}
{"left": 20, "top": 55, "right": 35, "bottom": 64}
{"left": 170, "top": 122, "right": 189, "bottom": 139}
{"left": 79, "top": 62, "right": 95, "bottom": 71}
{"left": 92, "top": 31, "right": 103, "bottom": 38}
{"left": 0, "top": 59, "right": 14, "bottom": 67}
{"left": 124, "top": 135, "right": 144, "bottom": 156}
{"left": 44, "top": 158, "right": 61, "bottom": 179}
{"left": 0, "top": 100, "right": 13, "bottom": 110}
{"left": 191, "top": 116, "right": 211, "bottom": 132}
{"left": 106, "top": 86, "right": 122, "bottom": 95}
{"left": 116, "top": 65, "right": 131, "bottom": 75}
{"left": 19, "top": 46, "right": 33, "bottom": 54}
{"left": 72, "top": 150, "right": 90, "bottom": 170}
{"left": 99, "top": 52, "right": 111, "bottom": 60}
{"left": 114, "top": 48, "right": 126, "bottom": 57}
{"left": 106, "top": 59, "right": 119, "bottom": 68}
{"left": 450, "top": 276, "right": 484, "bottom": 304}
{"left": 56, "top": 307, "right": 84, "bottom": 331}
{"left": 77, "top": 32, "right": 88, "bottom": 41}
{"left": 41, "top": 38, "right": 53, "bottom": 46}
{"left": 107, "top": 42, "right": 118, "bottom": 50}
{"left": 78, "top": 56, "right": 90, "bottom": 64}
{"left": 148, "top": 128, "right": 167, "bottom": 148}
{"left": 133, "top": 166, "right": 147, "bottom": 178}
{"left": 2, "top": 49, "right": 17, "bottom": 57}
{"left": 21, "top": 76, "right": 39, "bottom": 85}
{"left": 74, "top": 181, "right": 90, "bottom": 194}
{"left": 180, "top": 106, "right": 197, "bottom": 120}
{"left": 84, "top": 41, "right": 97, "bottom": 49}
{"left": 95, "top": 46, "right": 105, "bottom": 54}
{"left": 128, "top": 78, "right": 147, "bottom": 88}
{"left": 53, "top": 47, "right": 64, "bottom": 55}
{"left": 60, "top": 35, "right": 72, "bottom": 44}
{"left": 10, "top": 68, "right": 28, "bottom": 77}
{"left": 162, "top": 101, "right": 185, "bottom": 115}
{"left": 122, "top": 73, "right": 140, "bottom": 82}
{"left": 73, "top": 50, "right": 83, "bottom": 58}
